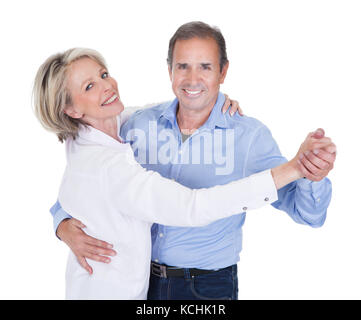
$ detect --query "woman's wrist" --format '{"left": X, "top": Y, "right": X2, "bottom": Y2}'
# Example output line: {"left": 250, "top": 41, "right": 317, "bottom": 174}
{"left": 271, "top": 159, "right": 304, "bottom": 190}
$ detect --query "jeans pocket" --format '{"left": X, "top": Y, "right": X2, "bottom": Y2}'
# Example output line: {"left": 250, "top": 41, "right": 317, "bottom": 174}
{"left": 189, "top": 271, "right": 234, "bottom": 300}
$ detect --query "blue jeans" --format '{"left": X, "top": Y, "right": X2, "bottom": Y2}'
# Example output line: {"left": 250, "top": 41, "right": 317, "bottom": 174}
{"left": 147, "top": 265, "right": 238, "bottom": 300}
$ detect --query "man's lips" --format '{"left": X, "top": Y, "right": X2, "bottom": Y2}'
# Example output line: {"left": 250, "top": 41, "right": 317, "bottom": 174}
{"left": 182, "top": 89, "right": 203, "bottom": 97}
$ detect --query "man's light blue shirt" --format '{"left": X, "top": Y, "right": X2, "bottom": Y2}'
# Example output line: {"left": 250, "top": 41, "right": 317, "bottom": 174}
{"left": 51, "top": 92, "right": 332, "bottom": 269}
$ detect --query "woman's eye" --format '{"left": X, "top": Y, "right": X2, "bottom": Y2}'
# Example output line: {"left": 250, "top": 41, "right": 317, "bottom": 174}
{"left": 101, "top": 72, "right": 109, "bottom": 79}
{"left": 85, "top": 83, "right": 93, "bottom": 91}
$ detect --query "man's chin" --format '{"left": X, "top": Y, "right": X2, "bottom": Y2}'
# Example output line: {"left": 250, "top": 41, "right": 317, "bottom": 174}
{"left": 177, "top": 96, "right": 208, "bottom": 110}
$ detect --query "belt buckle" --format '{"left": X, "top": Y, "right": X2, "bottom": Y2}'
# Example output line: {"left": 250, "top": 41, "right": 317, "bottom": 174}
{"left": 151, "top": 262, "right": 167, "bottom": 278}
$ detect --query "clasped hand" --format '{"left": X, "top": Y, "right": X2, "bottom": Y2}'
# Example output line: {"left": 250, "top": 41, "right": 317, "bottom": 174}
{"left": 294, "top": 128, "right": 336, "bottom": 182}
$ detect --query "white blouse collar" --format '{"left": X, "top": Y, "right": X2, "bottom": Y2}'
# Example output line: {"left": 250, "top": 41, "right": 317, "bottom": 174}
{"left": 75, "top": 115, "right": 128, "bottom": 151}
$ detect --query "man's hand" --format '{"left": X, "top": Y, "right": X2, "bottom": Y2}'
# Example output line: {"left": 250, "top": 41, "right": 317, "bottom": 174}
{"left": 56, "top": 218, "right": 117, "bottom": 275}
{"left": 296, "top": 128, "right": 336, "bottom": 181}
{"left": 221, "top": 94, "right": 243, "bottom": 116}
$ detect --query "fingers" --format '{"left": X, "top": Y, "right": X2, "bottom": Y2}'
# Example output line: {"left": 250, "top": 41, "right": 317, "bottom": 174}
{"left": 77, "top": 256, "right": 93, "bottom": 275}
{"left": 229, "top": 99, "right": 243, "bottom": 116}
{"left": 307, "top": 137, "right": 333, "bottom": 151}
{"left": 80, "top": 251, "right": 111, "bottom": 263}
{"left": 221, "top": 94, "right": 230, "bottom": 114}
{"left": 85, "top": 235, "right": 115, "bottom": 251}
{"left": 311, "top": 128, "right": 325, "bottom": 139}
{"left": 85, "top": 241, "right": 116, "bottom": 259}
{"left": 322, "top": 143, "right": 337, "bottom": 154}
{"left": 313, "top": 148, "right": 336, "bottom": 164}
{"left": 297, "top": 160, "right": 323, "bottom": 181}
{"left": 79, "top": 234, "right": 117, "bottom": 262}
{"left": 298, "top": 152, "right": 330, "bottom": 181}
{"left": 301, "top": 151, "right": 330, "bottom": 171}
{"left": 221, "top": 94, "right": 243, "bottom": 116}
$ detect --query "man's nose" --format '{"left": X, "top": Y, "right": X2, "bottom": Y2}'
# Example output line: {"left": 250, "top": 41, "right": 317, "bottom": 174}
{"left": 187, "top": 68, "right": 201, "bottom": 86}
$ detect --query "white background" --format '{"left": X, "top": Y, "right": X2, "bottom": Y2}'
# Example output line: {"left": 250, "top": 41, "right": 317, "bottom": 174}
{"left": 0, "top": 0, "right": 360, "bottom": 299}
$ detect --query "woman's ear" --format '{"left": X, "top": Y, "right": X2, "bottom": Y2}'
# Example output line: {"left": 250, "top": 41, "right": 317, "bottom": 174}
{"left": 64, "top": 105, "right": 83, "bottom": 119}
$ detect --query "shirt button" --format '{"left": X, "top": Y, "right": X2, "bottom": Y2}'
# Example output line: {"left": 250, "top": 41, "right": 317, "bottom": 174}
{"left": 316, "top": 198, "right": 321, "bottom": 202}
{"left": 155, "top": 259, "right": 159, "bottom": 263}
{"left": 264, "top": 197, "right": 269, "bottom": 202}
{"left": 243, "top": 207, "right": 247, "bottom": 211}
{"left": 159, "top": 233, "right": 164, "bottom": 238}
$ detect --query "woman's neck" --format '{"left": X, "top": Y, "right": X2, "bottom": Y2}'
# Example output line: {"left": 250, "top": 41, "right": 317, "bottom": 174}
{"left": 85, "top": 116, "right": 121, "bottom": 142}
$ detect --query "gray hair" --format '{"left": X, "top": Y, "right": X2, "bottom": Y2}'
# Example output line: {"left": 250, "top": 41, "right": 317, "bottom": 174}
{"left": 167, "top": 21, "right": 229, "bottom": 72}
{"left": 33, "top": 48, "right": 107, "bottom": 142}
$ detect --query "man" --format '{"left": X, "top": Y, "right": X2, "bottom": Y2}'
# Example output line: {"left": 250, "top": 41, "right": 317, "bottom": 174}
{"left": 52, "top": 21, "right": 336, "bottom": 300}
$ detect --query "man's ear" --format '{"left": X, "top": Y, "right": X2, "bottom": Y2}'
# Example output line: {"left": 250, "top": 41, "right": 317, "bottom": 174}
{"left": 64, "top": 105, "right": 83, "bottom": 119}
{"left": 220, "top": 61, "right": 229, "bottom": 84}
{"left": 168, "top": 65, "right": 173, "bottom": 81}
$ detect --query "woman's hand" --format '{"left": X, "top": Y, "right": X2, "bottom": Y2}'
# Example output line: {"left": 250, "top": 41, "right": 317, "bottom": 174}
{"left": 56, "top": 218, "right": 117, "bottom": 275}
{"left": 221, "top": 94, "right": 243, "bottom": 116}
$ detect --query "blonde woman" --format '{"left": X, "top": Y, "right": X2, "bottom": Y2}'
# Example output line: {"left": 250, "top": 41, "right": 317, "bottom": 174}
{"left": 33, "top": 48, "right": 333, "bottom": 299}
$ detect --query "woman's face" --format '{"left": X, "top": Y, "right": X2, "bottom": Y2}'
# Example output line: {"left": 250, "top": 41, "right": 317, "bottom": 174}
{"left": 65, "top": 57, "right": 124, "bottom": 123}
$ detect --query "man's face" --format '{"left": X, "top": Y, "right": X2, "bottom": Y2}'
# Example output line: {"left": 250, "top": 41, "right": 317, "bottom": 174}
{"left": 168, "top": 37, "right": 229, "bottom": 112}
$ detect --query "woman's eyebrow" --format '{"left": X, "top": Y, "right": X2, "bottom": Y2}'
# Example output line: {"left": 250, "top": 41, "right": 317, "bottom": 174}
{"left": 81, "top": 68, "right": 104, "bottom": 87}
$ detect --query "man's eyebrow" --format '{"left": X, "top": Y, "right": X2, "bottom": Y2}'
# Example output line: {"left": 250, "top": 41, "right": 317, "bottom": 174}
{"left": 176, "top": 63, "right": 188, "bottom": 67}
{"left": 201, "top": 63, "right": 212, "bottom": 67}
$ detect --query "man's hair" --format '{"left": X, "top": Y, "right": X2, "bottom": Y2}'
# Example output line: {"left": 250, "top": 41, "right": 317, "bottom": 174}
{"left": 167, "top": 21, "right": 228, "bottom": 72}
{"left": 33, "top": 48, "right": 107, "bottom": 143}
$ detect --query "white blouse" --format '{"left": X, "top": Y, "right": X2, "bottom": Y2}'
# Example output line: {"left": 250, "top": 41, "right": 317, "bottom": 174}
{"left": 58, "top": 111, "right": 278, "bottom": 300}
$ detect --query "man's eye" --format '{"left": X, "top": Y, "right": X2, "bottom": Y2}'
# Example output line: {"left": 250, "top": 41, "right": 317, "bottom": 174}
{"left": 86, "top": 83, "right": 93, "bottom": 91}
{"left": 102, "top": 72, "right": 109, "bottom": 79}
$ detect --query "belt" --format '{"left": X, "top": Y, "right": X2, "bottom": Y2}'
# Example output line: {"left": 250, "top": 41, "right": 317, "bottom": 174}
{"left": 151, "top": 261, "right": 226, "bottom": 278}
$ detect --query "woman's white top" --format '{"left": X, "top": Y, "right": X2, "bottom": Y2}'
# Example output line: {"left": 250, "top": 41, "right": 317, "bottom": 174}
{"left": 58, "top": 113, "right": 278, "bottom": 300}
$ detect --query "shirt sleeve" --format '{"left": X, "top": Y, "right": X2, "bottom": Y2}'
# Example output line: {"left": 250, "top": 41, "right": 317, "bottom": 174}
{"left": 103, "top": 150, "right": 278, "bottom": 227}
{"left": 245, "top": 125, "right": 332, "bottom": 227}
{"left": 50, "top": 200, "right": 73, "bottom": 238}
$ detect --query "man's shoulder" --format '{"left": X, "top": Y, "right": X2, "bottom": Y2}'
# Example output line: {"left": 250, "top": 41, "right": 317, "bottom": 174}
{"left": 224, "top": 113, "right": 268, "bottom": 133}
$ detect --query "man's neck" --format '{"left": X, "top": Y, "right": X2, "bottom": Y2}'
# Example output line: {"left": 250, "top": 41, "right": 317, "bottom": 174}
{"left": 176, "top": 102, "right": 215, "bottom": 134}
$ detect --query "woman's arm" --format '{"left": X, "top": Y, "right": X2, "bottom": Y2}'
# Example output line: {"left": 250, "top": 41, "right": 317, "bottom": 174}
{"left": 102, "top": 131, "right": 332, "bottom": 227}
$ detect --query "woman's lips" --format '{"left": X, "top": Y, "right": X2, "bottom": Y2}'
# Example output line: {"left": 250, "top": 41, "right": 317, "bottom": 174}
{"left": 101, "top": 93, "right": 119, "bottom": 106}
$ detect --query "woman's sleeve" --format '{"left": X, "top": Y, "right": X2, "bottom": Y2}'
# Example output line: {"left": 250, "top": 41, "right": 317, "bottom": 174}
{"left": 103, "top": 150, "right": 278, "bottom": 227}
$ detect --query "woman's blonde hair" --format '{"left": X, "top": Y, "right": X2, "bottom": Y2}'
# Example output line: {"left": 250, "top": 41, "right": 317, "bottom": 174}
{"left": 33, "top": 48, "right": 107, "bottom": 142}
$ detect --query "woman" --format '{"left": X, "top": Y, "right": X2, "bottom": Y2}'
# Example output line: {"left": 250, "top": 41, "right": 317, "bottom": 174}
{"left": 33, "top": 48, "right": 330, "bottom": 299}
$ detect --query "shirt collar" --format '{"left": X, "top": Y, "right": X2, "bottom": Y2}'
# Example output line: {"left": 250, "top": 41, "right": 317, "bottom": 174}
{"left": 75, "top": 115, "right": 128, "bottom": 151}
{"left": 159, "top": 92, "right": 230, "bottom": 130}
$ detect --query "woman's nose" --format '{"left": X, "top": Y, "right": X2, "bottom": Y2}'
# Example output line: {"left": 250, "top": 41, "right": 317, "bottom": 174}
{"left": 102, "top": 79, "right": 113, "bottom": 92}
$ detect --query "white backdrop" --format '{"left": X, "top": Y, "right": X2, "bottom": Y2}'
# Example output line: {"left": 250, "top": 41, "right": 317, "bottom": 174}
{"left": 0, "top": 0, "right": 360, "bottom": 299}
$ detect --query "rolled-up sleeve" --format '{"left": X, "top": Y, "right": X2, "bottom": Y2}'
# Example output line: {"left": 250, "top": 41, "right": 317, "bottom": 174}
{"left": 245, "top": 124, "right": 332, "bottom": 227}
{"left": 50, "top": 200, "right": 72, "bottom": 238}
